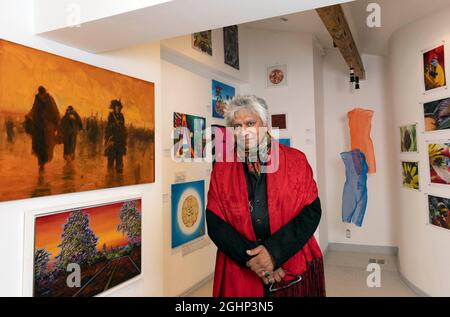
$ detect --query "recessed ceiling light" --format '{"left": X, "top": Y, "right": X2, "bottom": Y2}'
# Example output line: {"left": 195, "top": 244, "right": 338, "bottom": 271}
{"left": 280, "top": 17, "right": 289, "bottom": 22}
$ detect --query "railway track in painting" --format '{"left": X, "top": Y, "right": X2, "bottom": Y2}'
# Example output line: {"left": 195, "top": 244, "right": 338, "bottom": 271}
{"left": 73, "top": 256, "right": 141, "bottom": 297}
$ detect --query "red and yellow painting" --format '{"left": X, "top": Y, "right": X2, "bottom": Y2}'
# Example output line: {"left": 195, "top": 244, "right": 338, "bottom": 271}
{"left": 33, "top": 199, "right": 142, "bottom": 297}
{"left": 0, "top": 39, "right": 155, "bottom": 202}
{"left": 424, "top": 45, "right": 446, "bottom": 91}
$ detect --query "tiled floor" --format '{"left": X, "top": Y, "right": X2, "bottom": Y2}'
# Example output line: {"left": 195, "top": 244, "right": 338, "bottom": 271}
{"left": 187, "top": 251, "right": 418, "bottom": 297}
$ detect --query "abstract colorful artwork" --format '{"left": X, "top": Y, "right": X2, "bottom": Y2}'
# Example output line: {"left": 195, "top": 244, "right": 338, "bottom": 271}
{"left": 424, "top": 98, "right": 450, "bottom": 131}
{"left": 223, "top": 25, "right": 239, "bottom": 70}
{"left": 0, "top": 39, "right": 155, "bottom": 203}
{"left": 428, "top": 194, "right": 450, "bottom": 231}
{"left": 423, "top": 44, "right": 446, "bottom": 91}
{"left": 33, "top": 199, "right": 142, "bottom": 297}
{"left": 400, "top": 124, "right": 417, "bottom": 152}
{"left": 271, "top": 114, "right": 287, "bottom": 130}
{"left": 171, "top": 180, "right": 205, "bottom": 248}
{"left": 401, "top": 161, "right": 419, "bottom": 190}
{"left": 428, "top": 143, "right": 450, "bottom": 185}
{"left": 267, "top": 64, "right": 287, "bottom": 87}
{"left": 192, "top": 31, "right": 212, "bottom": 56}
{"left": 212, "top": 80, "right": 235, "bottom": 119}
{"left": 173, "top": 112, "right": 206, "bottom": 159}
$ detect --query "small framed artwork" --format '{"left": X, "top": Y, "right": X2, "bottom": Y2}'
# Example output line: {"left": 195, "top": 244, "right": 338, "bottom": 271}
{"left": 271, "top": 114, "right": 287, "bottom": 130}
{"left": 171, "top": 180, "right": 206, "bottom": 249}
{"left": 427, "top": 194, "right": 450, "bottom": 231}
{"left": 212, "top": 80, "right": 235, "bottom": 119}
{"left": 423, "top": 97, "right": 450, "bottom": 131}
{"left": 423, "top": 42, "right": 447, "bottom": 92}
{"left": 428, "top": 142, "right": 450, "bottom": 186}
{"left": 267, "top": 64, "right": 288, "bottom": 87}
{"left": 23, "top": 194, "right": 143, "bottom": 297}
{"left": 400, "top": 124, "right": 418, "bottom": 152}
{"left": 173, "top": 112, "right": 206, "bottom": 160}
{"left": 401, "top": 161, "right": 419, "bottom": 190}
{"left": 223, "top": 25, "right": 239, "bottom": 70}
{"left": 192, "top": 31, "right": 212, "bottom": 56}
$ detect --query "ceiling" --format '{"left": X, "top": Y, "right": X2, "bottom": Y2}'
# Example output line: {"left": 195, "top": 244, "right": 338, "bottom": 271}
{"left": 246, "top": 0, "right": 450, "bottom": 56}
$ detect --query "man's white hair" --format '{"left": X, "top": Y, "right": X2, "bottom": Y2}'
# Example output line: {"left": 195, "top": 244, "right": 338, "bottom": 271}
{"left": 223, "top": 95, "right": 269, "bottom": 127}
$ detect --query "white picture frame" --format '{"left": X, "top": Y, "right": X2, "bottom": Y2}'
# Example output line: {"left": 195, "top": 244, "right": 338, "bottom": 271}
{"left": 266, "top": 64, "right": 288, "bottom": 88}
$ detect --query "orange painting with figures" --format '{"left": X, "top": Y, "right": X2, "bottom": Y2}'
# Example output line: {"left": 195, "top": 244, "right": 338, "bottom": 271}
{"left": 0, "top": 39, "right": 155, "bottom": 202}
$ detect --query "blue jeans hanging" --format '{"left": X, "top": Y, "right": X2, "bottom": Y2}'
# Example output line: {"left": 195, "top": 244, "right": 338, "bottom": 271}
{"left": 341, "top": 149, "right": 368, "bottom": 227}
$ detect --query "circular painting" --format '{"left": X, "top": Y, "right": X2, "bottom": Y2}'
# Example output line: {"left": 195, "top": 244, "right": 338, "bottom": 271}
{"left": 181, "top": 195, "right": 199, "bottom": 228}
{"left": 269, "top": 69, "right": 285, "bottom": 85}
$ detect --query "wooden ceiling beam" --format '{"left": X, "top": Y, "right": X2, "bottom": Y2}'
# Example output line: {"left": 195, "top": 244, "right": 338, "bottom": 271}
{"left": 316, "top": 4, "right": 365, "bottom": 80}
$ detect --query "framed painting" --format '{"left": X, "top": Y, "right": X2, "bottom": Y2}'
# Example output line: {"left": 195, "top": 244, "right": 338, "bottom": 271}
{"left": 267, "top": 64, "right": 288, "bottom": 87}
{"left": 427, "top": 194, "right": 450, "bottom": 231}
{"left": 173, "top": 112, "right": 206, "bottom": 160}
{"left": 192, "top": 31, "right": 212, "bottom": 56}
{"left": 223, "top": 25, "right": 239, "bottom": 70}
{"left": 271, "top": 114, "right": 287, "bottom": 130}
{"left": 278, "top": 138, "right": 291, "bottom": 147}
{"left": 0, "top": 39, "right": 155, "bottom": 203}
{"left": 23, "top": 195, "right": 142, "bottom": 297}
{"left": 401, "top": 161, "right": 419, "bottom": 190}
{"left": 423, "top": 44, "right": 446, "bottom": 92}
{"left": 171, "top": 180, "right": 205, "bottom": 248}
{"left": 428, "top": 142, "right": 450, "bottom": 185}
{"left": 212, "top": 80, "right": 235, "bottom": 119}
{"left": 400, "top": 124, "right": 417, "bottom": 152}
{"left": 423, "top": 98, "right": 450, "bottom": 131}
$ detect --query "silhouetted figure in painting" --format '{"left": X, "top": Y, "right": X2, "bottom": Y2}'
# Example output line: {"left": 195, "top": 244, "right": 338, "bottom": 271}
{"left": 104, "top": 99, "right": 127, "bottom": 173}
{"left": 59, "top": 105, "right": 83, "bottom": 162}
{"left": 24, "top": 86, "right": 61, "bottom": 171}
{"left": 5, "top": 117, "right": 14, "bottom": 143}
{"left": 86, "top": 113, "right": 100, "bottom": 145}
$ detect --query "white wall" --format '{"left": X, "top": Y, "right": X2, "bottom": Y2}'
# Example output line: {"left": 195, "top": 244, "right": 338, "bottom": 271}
{"left": 389, "top": 7, "right": 450, "bottom": 296}
{"left": 241, "top": 27, "right": 321, "bottom": 242}
{"left": 0, "top": 0, "right": 164, "bottom": 297}
{"left": 321, "top": 50, "right": 395, "bottom": 247}
{"left": 313, "top": 39, "right": 329, "bottom": 251}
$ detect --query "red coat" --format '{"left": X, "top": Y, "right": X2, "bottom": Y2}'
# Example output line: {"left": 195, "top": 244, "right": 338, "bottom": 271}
{"left": 206, "top": 142, "right": 323, "bottom": 297}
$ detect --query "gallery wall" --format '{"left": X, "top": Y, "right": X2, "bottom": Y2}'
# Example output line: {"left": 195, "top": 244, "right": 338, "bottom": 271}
{"left": 389, "top": 6, "right": 450, "bottom": 296}
{"left": 0, "top": 0, "right": 164, "bottom": 297}
{"left": 321, "top": 50, "right": 396, "bottom": 247}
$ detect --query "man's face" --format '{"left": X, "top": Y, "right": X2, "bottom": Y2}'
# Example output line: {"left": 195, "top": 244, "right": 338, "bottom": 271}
{"left": 231, "top": 109, "right": 265, "bottom": 150}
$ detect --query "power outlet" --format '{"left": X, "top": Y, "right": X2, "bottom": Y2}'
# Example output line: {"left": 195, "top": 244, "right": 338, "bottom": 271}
{"left": 346, "top": 229, "right": 351, "bottom": 239}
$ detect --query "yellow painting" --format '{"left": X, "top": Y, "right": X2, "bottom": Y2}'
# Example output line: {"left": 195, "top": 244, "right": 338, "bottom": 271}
{"left": 0, "top": 39, "right": 155, "bottom": 202}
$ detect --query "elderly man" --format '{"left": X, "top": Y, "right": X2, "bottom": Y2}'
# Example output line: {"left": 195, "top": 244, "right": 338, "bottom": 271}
{"left": 206, "top": 95, "right": 325, "bottom": 297}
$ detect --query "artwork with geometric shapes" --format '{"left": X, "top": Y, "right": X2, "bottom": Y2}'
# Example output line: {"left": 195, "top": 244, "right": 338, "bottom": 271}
{"left": 192, "top": 31, "right": 212, "bottom": 56}
{"left": 223, "top": 25, "right": 239, "bottom": 70}
{"left": 33, "top": 199, "right": 142, "bottom": 297}
{"left": 424, "top": 97, "right": 450, "bottom": 131}
{"left": 267, "top": 64, "right": 287, "bottom": 87}
{"left": 212, "top": 80, "right": 235, "bottom": 119}
{"left": 428, "top": 194, "right": 450, "bottom": 231}
{"left": 171, "top": 180, "right": 205, "bottom": 248}
{"left": 423, "top": 44, "right": 446, "bottom": 91}
{"left": 428, "top": 143, "right": 450, "bottom": 185}
{"left": 173, "top": 112, "right": 206, "bottom": 159}
{"left": 401, "top": 161, "right": 419, "bottom": 190}
{"left": 400, "top": 124, "right": 417, "bottom": 152}
{"left": 0, "top": 39, "right": 155, "bottom": 203}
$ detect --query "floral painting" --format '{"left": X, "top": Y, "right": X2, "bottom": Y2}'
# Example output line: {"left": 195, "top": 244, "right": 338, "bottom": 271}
{"left": 423, "top": 98, "right": 450, "bottom": 131}
{"left": 423, "top": 44, "right": 446, "bottom": 91}
{"left": 401, "top": 161, "right": 419, "bottom": 190}
{"left": 428, "top": 143, "right": 450, "bottom": 185}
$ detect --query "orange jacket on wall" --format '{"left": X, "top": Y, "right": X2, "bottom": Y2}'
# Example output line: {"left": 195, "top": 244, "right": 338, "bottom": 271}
{"left": 348, "top": 108, "right": 376, "bottom": 173}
